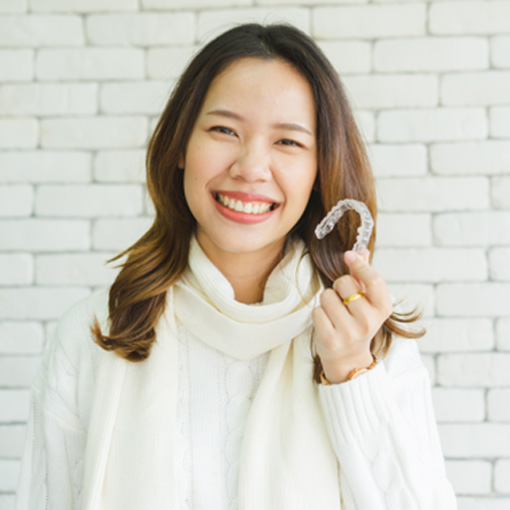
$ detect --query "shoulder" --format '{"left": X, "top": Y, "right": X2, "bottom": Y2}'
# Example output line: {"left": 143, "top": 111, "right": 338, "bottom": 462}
{"left": 383, "top": 336, "right": 428, "bottom": 381}
{"left": 34, "top": 288, "right": 110, "bottom": 391}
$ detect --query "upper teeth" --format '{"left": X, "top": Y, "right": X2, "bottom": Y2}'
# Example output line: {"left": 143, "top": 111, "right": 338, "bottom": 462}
{"left": 216, "top": 193, "right": 274, "bottom": 214}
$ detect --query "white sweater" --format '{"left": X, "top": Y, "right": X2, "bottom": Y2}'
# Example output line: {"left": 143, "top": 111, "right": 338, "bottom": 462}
{"left": 16, "top": 241, "right": 457, "bottom": 509}
{"left": 16, "top": 293, "right": 456, "bottom": 509}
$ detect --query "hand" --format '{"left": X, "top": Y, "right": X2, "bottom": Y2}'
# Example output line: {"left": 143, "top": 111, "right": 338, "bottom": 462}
{"left": 311, "top": 249, "right": 393, "bottom": 383}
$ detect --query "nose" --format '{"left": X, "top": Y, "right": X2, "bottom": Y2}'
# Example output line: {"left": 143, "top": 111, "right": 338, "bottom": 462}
{"left": 229, "top": 144, "right": 272, "bottom": 182}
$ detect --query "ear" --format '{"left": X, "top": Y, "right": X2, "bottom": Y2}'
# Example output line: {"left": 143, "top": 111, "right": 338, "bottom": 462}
{"left": 178, "top": 153, "right": 185, "bottom": 169}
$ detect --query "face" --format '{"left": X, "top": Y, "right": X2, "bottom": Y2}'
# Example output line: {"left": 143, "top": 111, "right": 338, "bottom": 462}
{"left": 182, "top": 57, "right": 317, "bottom": 262}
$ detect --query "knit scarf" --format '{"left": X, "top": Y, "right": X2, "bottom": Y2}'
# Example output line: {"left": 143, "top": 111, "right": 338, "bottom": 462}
{"left": 81, "top": 237, "right": 342, "bottom": 509}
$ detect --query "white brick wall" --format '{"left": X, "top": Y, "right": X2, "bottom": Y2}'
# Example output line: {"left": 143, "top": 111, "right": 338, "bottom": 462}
{"left": 1, "top": 1, "right": 509, "bottom": 507}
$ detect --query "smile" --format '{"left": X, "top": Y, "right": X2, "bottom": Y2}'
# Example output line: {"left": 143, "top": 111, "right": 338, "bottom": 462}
{"left": 213, "top": 192, "right": 278, "bottom": 215}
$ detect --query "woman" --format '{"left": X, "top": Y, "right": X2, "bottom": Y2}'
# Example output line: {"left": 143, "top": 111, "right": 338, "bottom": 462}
{"left": 16, "top": 23, "right": 457, "bottom": 509}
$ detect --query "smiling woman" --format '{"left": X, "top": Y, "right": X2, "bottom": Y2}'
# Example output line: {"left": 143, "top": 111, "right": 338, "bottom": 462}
{"left": 182, "top": 58, "right": 317, "bottom": 303}
{"left": 16, "top": 23, "right": 457, "bottom": 510}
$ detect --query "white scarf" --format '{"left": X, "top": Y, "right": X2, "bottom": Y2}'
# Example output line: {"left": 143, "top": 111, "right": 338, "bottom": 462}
{"left": 80, "top": 237, "right": 342, "bottom": 509}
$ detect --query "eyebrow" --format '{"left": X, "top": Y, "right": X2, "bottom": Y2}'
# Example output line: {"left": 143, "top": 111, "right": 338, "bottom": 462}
{"left": 206, "top": 109, "right": 313, "bottom": 136}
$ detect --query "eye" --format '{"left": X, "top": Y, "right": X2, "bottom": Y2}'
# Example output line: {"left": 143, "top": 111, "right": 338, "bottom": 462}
{"left": 209, "top": 126, "right": 236, "bottom": 136}
{"left": 277, "top": 138, "right": 303, "bottom": 148}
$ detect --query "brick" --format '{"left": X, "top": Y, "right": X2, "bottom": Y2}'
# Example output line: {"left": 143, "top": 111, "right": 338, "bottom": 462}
{"left": 437, "top": 283, "right": 510, "bottom": 317}
{"left": 0, "top": 254, "right": 33, "bottom": 285}
{"left": 368, "top": 144, "right": 427, "bottom": 177}
{"left": 0, "top": 390, "right": 30, "bottom": 423}
{"left": 100, "top": 81, "right": 171, "bottom": 115}
{"left": 29, "top": 0, "right": 138, "bottom": 12}
{"left": 343, "top": 74, "right": 438, "bottom": 109}
{"left": 490, "top": 248, "right": 510, "bottom": 281}
{"left": 0, "top": 151, "right": 91, "bottom": 183}
{"left": 492, "top": 36, "right": 510, "bottom": 68}
{"left": 92, "top": 217, "right": 152, "bottom": 250}
{"left": 377, "top": 108, "right": 487, "bottom": 142}
{"left": 457, "top": 497, "right": 510, "bottom": 509}
{"left": 198, "top": 8, "right": 310, "bottom": 42}
{"left": 430, "top": 141, "right": 510, "bottom": 176}
{"left": 375, "top": 37, "right": 487, "bottom": 72}
{"left": 0, "top": 322, "right": 44, "bottom": 354}
{"left": 36, "top": 48, "right": 144, "bottom": 80}
{"left": 0, "top": 15, "right": 84, "bottom": 46}
{"left": 439, "top": 423, "right": 510, "bottom": 457}
{"left": 45, "top": 319, "right": 57, "bottom": 341}
{"left": 0, "top": 219, "right": 89, "bottom": 251}
{"left": 445, "top": 460, "right": 492, "bottom": 495}
{"left": 491, "top": 107, "right": 510, "bottom": 138}
{"left": 0, "top": 424, "right": 26, "bottom": 458}
{"left": 0, "top": 460, "right": 20, "bottom": 492}
{"left": 147, "top": 46, "right": 197, "bottom": 80}
{"left": 432, "top": 388, "right": 485, "bottom": 423}
{"left": 441, "top": 72, "right": 510, "bottom": 106}
{"left": 0, "top": 119, "right": 38, "bottom": 149}
{"left": 0, "top": 50, "right": 33, "bottom": 81}
{"left": 419, "top": 319, "right": 494, "bottom": 353}
{"left": 495, "top": 460, "right": 510, "bottom": 493}
{"left": 386, "top": 283, "right": 435, "bottom": 318}
{"left": 0, "top": 83, "right": 97, "bottom": 116}
{"left": 438, "top": 353, "right": 510, "bottom": 387}
{"left": 0, "top": 287, "right": 90, "bottom": 320}
{"left": 94, "top": 150, "right": 145, "bottom": 183}
{"left": 433, "top": 212, "right": 510, "bottom": 246}
{"left": 313, "top": 4, "right": 425, "bottom": 39}
{"left": 377, "top": 177, "right": 489, "bottom": 212}
{"left": 355, "top": 111, "right": 375, "bottom": 142}
{"left": 0, "top": 185, "right": 33, "bottom": 216}
{"left": 491, "top": 177, "right": 510, "bottom": 210}
{"left": 35, "top": 184, "right": 143, "bottom": 217}
{"left": 262, "top": 0, "right": 368, "bottom": 3}
{"left": 145, "top": 0, "right": 251, "bottom": 7}
{"left": 0, "top": 0, "right": 27, "bottom": 12}
{"left": 86, "top": 13, "right": 195, "bottom": 46}
{"left": 376, "top": 213, "right": 431, "bottom": 247}
{"left": 41, "top": 117, "right": 147, "bottom": 149}
{"left": 317, "top": 41, "right": 371, "bottom": 75}
{"left": 0, "top": 357, "right": 40, "bottom": 387}
{"left": 430, "top": 1, "right": 510, "bottom": 35}
{"left": 488, "top": 390, "right": 510, "bottom": 422}
{"left": 497, "top": 319, "right": 510, "bottom": 351}
{"left": 0, "top": 495, "right": 15, "bottom": 510}
{"left": 36, "top": 253, "right": 119, "bottom": 286}
{"left": 373, "top": 248, "right": 486, "bottom": 283}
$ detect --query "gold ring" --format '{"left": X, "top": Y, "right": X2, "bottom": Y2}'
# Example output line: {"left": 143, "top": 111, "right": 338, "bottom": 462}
{"left": 343, "top": 291, "right": 365, "bottom": 306}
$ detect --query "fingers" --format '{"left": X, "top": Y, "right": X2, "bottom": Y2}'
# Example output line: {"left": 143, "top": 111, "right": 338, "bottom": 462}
{"left": 344, "top": 250, "right": 392, "bottom": 315}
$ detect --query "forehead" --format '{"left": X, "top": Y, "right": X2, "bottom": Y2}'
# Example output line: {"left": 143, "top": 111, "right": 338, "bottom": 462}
{"left": 199, "top": 57, "right": 316, "bottom": 127}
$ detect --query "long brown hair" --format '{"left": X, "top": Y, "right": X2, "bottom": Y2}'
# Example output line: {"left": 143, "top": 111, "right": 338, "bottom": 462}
{"left": 91, "top": 23, "right": 423, "bottom": 379}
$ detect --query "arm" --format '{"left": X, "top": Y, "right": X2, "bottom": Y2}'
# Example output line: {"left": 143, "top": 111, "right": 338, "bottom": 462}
{"left": 318, "top": 339, "right": 457, "bottom": 510}
{"left": 312, "top": 251, "right": 456, "bottom": 509}
{"left": 16, "top": 294, "right": 100, "bottom": 510}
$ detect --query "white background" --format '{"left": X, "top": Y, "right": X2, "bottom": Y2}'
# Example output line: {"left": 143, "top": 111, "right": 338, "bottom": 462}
{"left": 1, "top": 0, "right": 510, "bottom": 508}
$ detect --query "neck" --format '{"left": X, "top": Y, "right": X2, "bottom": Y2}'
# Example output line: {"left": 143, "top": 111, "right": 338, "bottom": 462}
{"left": 195, "top": 235, "right": 286, "bottom": 304}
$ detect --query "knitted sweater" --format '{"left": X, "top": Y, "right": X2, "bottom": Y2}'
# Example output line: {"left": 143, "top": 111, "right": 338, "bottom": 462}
{"left": 16, "top": 243, "right": 457, "bottom": 509}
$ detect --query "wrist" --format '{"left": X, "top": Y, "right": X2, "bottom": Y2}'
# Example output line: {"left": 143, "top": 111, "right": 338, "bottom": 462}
{"left": 321, "top": 352, "right": 375, "bottom": 384}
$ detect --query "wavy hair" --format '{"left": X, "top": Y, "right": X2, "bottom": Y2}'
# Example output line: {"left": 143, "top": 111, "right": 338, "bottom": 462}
{"left": 91, "top": 23, "right": 423, "bottom": 381}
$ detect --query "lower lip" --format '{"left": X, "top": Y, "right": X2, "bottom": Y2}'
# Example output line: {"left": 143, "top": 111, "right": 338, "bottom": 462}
{"left": 212, "top": 195, "right": 277, "bottom": 224}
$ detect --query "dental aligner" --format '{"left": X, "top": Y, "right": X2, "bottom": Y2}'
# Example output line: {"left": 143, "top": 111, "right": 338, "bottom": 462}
{"left": 315, "top": 198, "right": 374, "bottom": 252}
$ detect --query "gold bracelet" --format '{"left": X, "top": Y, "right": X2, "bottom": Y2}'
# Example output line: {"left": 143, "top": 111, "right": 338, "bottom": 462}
{"left": 320, "top": 355, "right": 377, "bottom": 385}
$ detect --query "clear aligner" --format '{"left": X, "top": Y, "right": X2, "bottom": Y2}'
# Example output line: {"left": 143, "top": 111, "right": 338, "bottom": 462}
{"left": 315, "top": 198, "right": 374, "bottom": 252}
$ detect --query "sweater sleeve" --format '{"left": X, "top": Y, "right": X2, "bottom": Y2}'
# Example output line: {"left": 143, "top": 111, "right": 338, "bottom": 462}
{"left": 317, "top": 338, "right": 457, "bottom": 510}
{"left": 16, "top": 291, "right": 106, "bottom": 510}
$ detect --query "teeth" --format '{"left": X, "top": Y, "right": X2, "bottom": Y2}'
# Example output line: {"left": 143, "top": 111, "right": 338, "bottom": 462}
{"left": 215, "top": 193, "right": 275, "bottom": 215}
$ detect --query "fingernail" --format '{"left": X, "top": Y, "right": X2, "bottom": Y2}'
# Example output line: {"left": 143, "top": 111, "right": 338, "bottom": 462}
{"left": 344, "top": 251, "right": 356, "bottom": 264}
